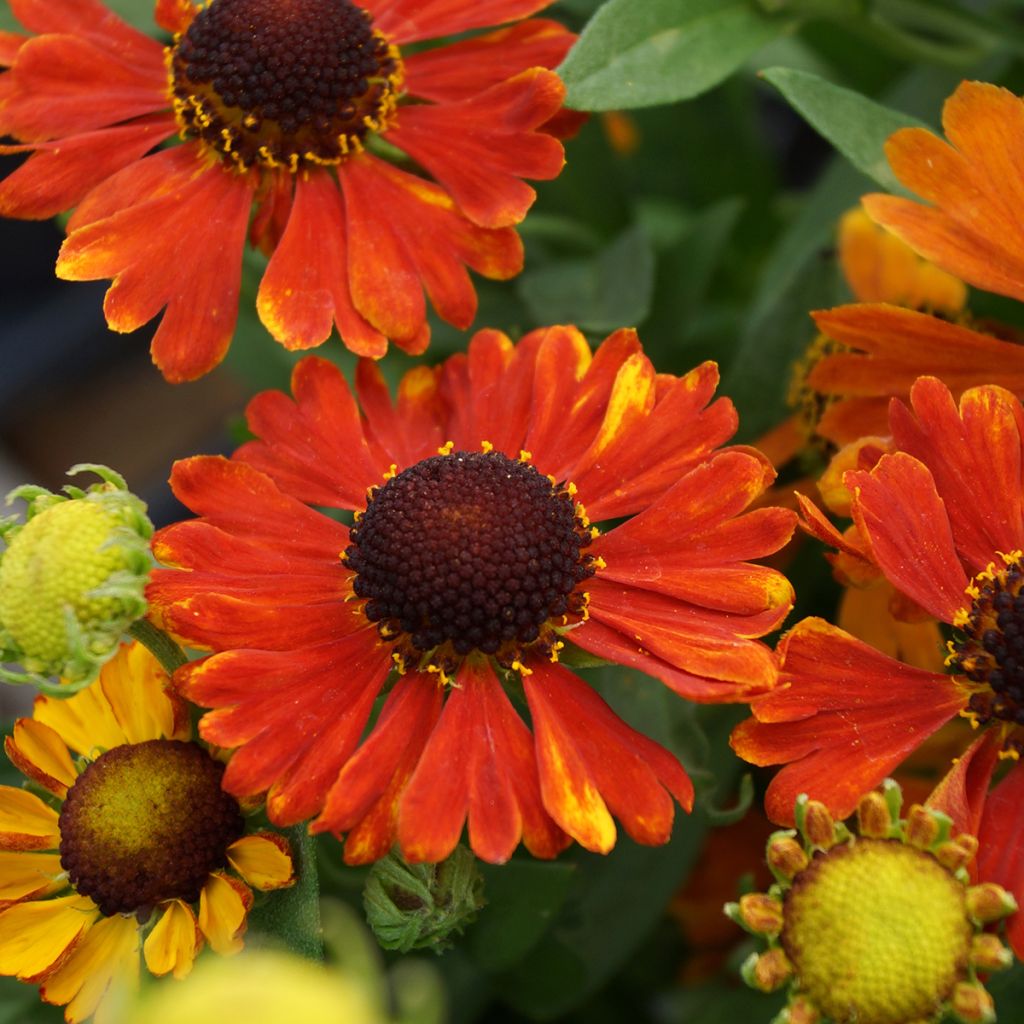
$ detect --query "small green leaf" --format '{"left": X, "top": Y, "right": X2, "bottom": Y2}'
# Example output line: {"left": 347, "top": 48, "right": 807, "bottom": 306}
{"left": 518, "top": 225, "right": 655, "bottom": 332}
{"left": 758, "top": 67, "right": 929, "bottom": 192}
{"left": 559, "top": 0, "right": 795, "bottom": 111}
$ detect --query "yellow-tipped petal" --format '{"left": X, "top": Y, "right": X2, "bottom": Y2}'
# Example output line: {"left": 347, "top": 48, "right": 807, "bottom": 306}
{"left": 143, "top": 900, "right": 201, "bottom": 980}
{"left": 227, "top": 833, "right": 295, "bottom": 892}
{"left": 0, "top": 851, "right": 64, "bottom": 905}
{"left": 42, "top": 912, "right": 139, "bottom": 1024}
{"left": 4, "top": 719, "right": 76, "bottom": 796}
{"left": 0, "top": 786, "right": 61, "bottom": 850}
{"left": 34, "top": 684, "right": 126, "bottom": 759}
{"left": 0, "top": 893, "right": 97, "bottom": 980}
{"left": 198, "top": 873, "right": 252, "bottom": 956}
{"left": 101, "top": 641, "right": 190, "bottom": 744}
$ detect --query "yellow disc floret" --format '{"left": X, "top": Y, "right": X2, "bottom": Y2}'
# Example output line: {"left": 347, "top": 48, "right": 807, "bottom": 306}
{"left": 0, "top": 465, "right": 152, "bottom": 689}
{"left": 782, "top": 839, "right": 971, "bottom": 1024}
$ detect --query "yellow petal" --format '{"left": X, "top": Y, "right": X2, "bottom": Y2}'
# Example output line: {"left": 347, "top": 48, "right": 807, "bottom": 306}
{"left": 0, "top": 851, "right": 64, "bottom": 905}
{"left": 34, "top": 684, "right": 126, "bottom": 759}
{"left": 101, "top": 641, "right": 190, "bottom": 744}
{"left": 42, "top": 912, "right": 139, "bottom": 1024}
{"left": 198, "top": 873, "right": 252, "bottom": 956}
{"left": 4, "top": 719, "right": 76, "bottom": 796}
{"left": 143, "top": 900, "right": 201, "bottom": 980}
{"left": 227, "top": 834, "right": 295, "bottom": 892}
{"left": 0, "top": 893, "right": 97, "bottom": 980}
{"left": 0, "top": 786, "right": 61, "bottom": 850}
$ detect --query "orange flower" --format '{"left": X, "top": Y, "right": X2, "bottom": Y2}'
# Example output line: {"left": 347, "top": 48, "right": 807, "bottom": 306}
{"left": 732, "top": 376, "right": 1024, "bottom": 955}
{"left": 148, "top": 325, "right": 797, "bottom": 866}
{"left": 864, "top": 81, "right": 1024, "bottom": 304}
{"left": 0, "top": 0, "right": 575, "bottom": 381}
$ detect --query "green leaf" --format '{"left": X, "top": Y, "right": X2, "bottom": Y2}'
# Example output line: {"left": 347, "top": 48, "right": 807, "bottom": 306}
{"left": 758, "top": 67, "right": 928, "bottom": 193}
{"left": 517, "top": 225, "right": 655, "bottom": 332}
{"left": 469, "top": 860, "right": 577, "bottom": 973}
{"left": 247, "top": 824, "right": 324, "bottom": 961}
{"left": 559, "top": 0, "right": 796, "bottom": 111}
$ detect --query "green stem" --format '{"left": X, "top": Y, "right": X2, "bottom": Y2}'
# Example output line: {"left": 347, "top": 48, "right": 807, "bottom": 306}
{"left": 127, "top": 618, "right": 188, "bottom": 676}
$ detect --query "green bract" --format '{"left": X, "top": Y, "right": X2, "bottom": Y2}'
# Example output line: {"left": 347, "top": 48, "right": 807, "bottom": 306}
{"left": 0, "top": 464, "right": 153, "bottom": 693}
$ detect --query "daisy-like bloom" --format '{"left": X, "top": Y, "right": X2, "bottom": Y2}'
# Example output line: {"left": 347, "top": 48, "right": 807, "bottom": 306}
{"left": 730, "top": 784, "right": 1017, "bottom": 1024}
{"left": 0, "top": 0, "right": 576, "bottom": 381}
{"left": 148, "top": 324, "right": 797, "bottom": 865}
{"left": 732, "top": 376, "right": 1024, "bottom": 953}
{"left": 0, "top": 640, "right": 295, "bottom": 1023}
{"left": 863, "top": 81, "right": 1024, "bottom": 305}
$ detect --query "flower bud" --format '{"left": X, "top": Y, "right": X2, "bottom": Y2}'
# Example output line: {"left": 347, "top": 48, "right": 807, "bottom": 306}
{"left": 969, "top": 933, "right": 1013, "bottom": 972}
{"left": 950, "top": 981, "right": 996, "bottom": 1024}
{"left": 742, "top": 948, "right": 792, "bottom": 993}
{"left": 801, "top": 800, "right": 836, "bottom": 849}
{"left": 778, "top": 996, "right": 821, "bottom": 1024}
{"left": 905, "top": 804, "right": 943, "bottom": 849}
{"left": 734, "top": 893, "right": 784, "bottom": 936}
{"left": 934, "top": 834, "right": 979, "bottom": 873}
{"left": 0, "top": 465, "right": 152, "bottom": 690}
{"left": 965, "top": 882, "right": 1018, "bottom": 924}
{"left": 363, "top": 845, "right": 484, "bottom": 953}
{"left": 856, "top": 790, "right": 893, "bottom": 838}
{"left": 767, "top": 833, "right": 809, "bottom": 881}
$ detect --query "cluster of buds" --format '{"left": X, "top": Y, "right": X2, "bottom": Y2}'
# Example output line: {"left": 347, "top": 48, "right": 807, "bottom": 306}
{"left": 726, "top": 782, "right": 1018, "bottom": 1024}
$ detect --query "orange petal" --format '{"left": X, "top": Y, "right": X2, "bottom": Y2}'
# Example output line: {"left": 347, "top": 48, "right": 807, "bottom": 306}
{"left": 4, "top": 719, "right": 75, "bottom": 796}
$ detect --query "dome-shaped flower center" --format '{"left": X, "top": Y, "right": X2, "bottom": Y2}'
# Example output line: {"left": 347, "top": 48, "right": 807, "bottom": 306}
{"left": 781, "top": 839, "right": 971, "bottom": 1024}
{"left": 59, "top": 739, "right": 244, "bottom": 917}
{"left": 947, "top": 550, "right": 1024, "bottom": 731}
{"left": 345, "top": 449, "right": 597, "bottom": 672}
{"left": 170, "top": 0, "right": 402, "bottom": 171}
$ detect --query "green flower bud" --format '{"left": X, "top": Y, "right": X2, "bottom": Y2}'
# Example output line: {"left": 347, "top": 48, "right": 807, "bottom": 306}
{"left": 0, "top": 465, "right": 152, "bottom": 691}
{"left": 363, "top": 845, "right": 485, "bottom": 954}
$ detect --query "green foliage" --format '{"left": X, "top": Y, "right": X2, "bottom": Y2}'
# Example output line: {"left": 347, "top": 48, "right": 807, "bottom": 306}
{"left": 559, "top": 0, "right": 796, "bottom": 111}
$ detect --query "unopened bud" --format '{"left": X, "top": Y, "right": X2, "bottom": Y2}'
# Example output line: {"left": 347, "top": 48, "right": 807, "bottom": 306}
{"left": 970, "top": 933, "right": 1013, "bottom": 972}
{"left": 777, "top": 996, "right": 821, "bottom": 1024}
{"left": 856, "top": 791, "right": 893, "bottom": 838}
{"left": 735, "top": 893, "right": 784, "bottom": 936}
{"left": 767, "top": 833, "right": 809, "bottom": 881}
{"left": 0, "top": 465, "right": 152, "bottom": 691}
{"left": 802, "top": 800, "right": 836, "bottom": 849}
{"left": 966, "top": 882, "right": 1018, "bottom": 924}
{"left": 742, "top": 948, "right": 793, "bottom": 993}
{"left": 363, "top": 845, "right": 484, "bottom": 954}
{"left": 905, "top": 804, "right": 943, "bottom": 849}
{"left": 950, "top": 982, "right": 996, "bottom": 1023}
{"left": 934, "top": 834, "right": 979, "bottom": 873}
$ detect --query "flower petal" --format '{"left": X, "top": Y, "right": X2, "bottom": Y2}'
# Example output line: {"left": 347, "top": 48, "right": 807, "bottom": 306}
{"left": 143, "top": 900, "right": 201, "bottom": 980}
{"left": 226, "top": 834, "right": 295, "bottom": 891}
{"left": 364, "top": 0, "right": 551, "bottom": 45}
{"left": 4, "top": 719, "right": 75, "bottom": 796}
{"left": 0, "top": 893, "right": 97, "bottom": 981}
{"left": 0, "top": 786, "right": 61, "bottom": 851}
{"left": 198, "top": 873, "right": 253, "bottom": 957}
{"left": 0, "top": 852, "right": 65, "bottom": 907}
{"left": 976, "top": 761, "right": 1024, "bottom": 959}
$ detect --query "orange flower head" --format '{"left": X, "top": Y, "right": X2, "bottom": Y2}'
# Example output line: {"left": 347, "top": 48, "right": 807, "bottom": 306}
{"left": 148, "top": 324, "right": 798, "bottom": 866}
{"left": 0, "top": 641, "right": 295, "bottom": 1023}
{"left": 0, "top": 0, "right": 577, "bottom": 380}
{"left": 733, "top": 375, "right": 1024, "bottom": 957}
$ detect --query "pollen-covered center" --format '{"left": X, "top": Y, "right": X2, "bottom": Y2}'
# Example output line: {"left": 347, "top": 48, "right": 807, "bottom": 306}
{"left": 781, "top": 839, "right": 971, "bottom": 1024}
{"left": 170, "top": 0, "right": 402, "bottom": 171}
{"left": 345, "top": 450, "right": 597, "bottom": 671}
{"left": 59, "top": 740, "right": 244, "bottom": 917}
{"left": 947, "top": 551, "right": 1024, "bottom": 729}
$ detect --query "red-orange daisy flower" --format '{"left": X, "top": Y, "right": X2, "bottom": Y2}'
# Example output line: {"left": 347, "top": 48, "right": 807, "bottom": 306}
{"left": 732, "top": 376, "right": 1024, "bottom": 952}
{"left": 148, "top": 324, "right": 797, "bottom": 865}
{"left": 863, "top": 81, "right": 1024, "bottom": 304}
{"left": 0, "top": 0, "right": 575, "bottom": 381}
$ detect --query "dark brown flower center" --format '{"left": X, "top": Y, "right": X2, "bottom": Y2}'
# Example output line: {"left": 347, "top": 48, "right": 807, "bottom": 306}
{"left": 170, "top": 0, "right": 402, "bottom": 171}
{"left": 947, "top": 552, "right": 1024, "bottom": 730}
{"left": 345, "top": 450, "right": 597, "bottom": 672}
{"left": 59, "top": 739, "right": 244, "bottom": 917}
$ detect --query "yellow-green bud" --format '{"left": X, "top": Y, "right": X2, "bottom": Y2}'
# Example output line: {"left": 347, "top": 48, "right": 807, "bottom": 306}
{"left": 363, "top": 845, "right": 484, "bottom": 954}
{"left": 742, "top": 948, "right": 792, "bottom": 993}
{"left": 950, "top": 982, "right": 996, "bottom": 1024}
{"left": 965, "top": 882, "right": 1018, "bottom": 924}
{"left": 767, "top": 833, "right": 809, "bottom": 882}
{"left": 778, "top": 996, "right": 821, "bottom": 1024}
{"left": 969, "top": 933, "right": 1013, "bottom": 972}
{"left": 0, "top": 465, "right": 151, "bottom": 691}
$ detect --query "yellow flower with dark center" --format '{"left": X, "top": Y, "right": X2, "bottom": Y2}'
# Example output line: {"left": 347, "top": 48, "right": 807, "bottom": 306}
{"left": 0, "top": 641, "right": 295, "bottom": 1024}
{"left": 0, "top": 466, "right": 152, "bottom": 690}
{"left": 728, "top": 784, "right": 1017, "bottom": 1024}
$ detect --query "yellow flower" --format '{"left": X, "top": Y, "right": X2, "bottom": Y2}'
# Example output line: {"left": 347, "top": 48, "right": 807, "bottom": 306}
{"left": 0, "top": 641, "right": 295, "bottom": 1024}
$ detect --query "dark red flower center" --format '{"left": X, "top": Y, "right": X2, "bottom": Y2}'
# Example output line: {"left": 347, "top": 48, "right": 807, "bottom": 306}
{"left": 59, "top": 739, "right": 244, "bottom": 917}
{"left": 948, "top": 552, "right": 1024, "bottom": 731}
{"left": 345, "top": 449, "right": 597, "bottom": 672}
{"left": 170, "top": 0, "right": 402, "bottom": 171}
